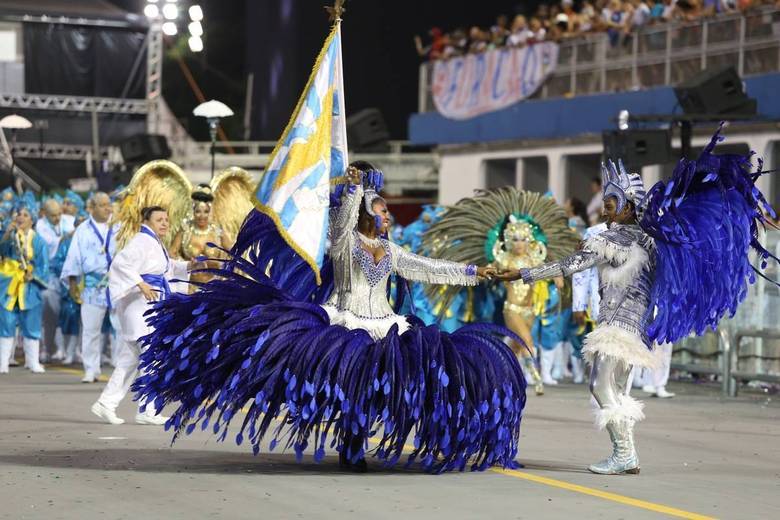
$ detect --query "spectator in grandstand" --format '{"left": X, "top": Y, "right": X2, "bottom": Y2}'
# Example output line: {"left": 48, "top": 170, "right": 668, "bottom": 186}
{"left": 490, "top": 14, "right": 511, "bottom": 47}
{"left": 649, "top": 0, "right": 667, "bottom": 22}
{"left": 603, "top": 0, "right": 631, "bottom": 46}
{"left": 629, "top": 0, "right": 653, "bottom": 29}
{"left": 579, "top": 1, "right": 602, "bottom": 31}
{"left": 414, "top": 27, "right": 446, "bottom": 60}
{"left": 507, "top": 15, "right": 533, "bottom": 46}
{"left": 445, "top": 28, "right": 469, "bottom": 57}
{"left": 528, "top": 17, "right": 548, "bottom": 42}
{"left": 468, "top": 26, "right": 490, "bottom": 53}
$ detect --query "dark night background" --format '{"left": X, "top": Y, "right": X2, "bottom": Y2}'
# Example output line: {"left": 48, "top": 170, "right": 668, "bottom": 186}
{"left": 110, "top": 0, "right": 537, "bottom": 141}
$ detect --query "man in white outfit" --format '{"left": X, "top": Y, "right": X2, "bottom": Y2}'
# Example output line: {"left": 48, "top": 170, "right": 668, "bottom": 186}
{"left": 641, "top": 343, "right": 675, "bottom": 398}
{"left": 91, "top": 206, "right": 197, "bottom": 425}
{"left": 61, "top": 193, "right": 119, "bottom": 383}
{"left": 35, "top": 199, "right": 75, "bottom": 361}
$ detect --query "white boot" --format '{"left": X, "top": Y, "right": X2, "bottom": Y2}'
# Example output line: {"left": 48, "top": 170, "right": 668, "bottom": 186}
{"left": 0, "top": 337, "right": 13, "bottom": 373}
{"left": 571, "top": 355, "right": 585, "bottom": 384}
{"left": 23, "top": 338, "right": 45, "bottom": 373}
{"left": 62, "top": 335, "right": 79, "bottom": 365}
{"left": 540, "top": 348, "right": 559, "bottom": 385}
{"left": 91, "top": 401, "right": 125, "bottom": 425}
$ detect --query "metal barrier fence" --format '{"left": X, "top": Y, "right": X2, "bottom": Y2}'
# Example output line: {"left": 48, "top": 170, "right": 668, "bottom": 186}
{"left": 418, "top": 7, "right": 780, "bottom": 113}
{"left": 671, "top": 229, "right": 780, "bottom": 396}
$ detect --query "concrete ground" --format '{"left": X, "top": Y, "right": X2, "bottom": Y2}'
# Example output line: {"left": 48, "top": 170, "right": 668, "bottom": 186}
{"left": 1, "top": 366, "right": 779, "bottom": 520}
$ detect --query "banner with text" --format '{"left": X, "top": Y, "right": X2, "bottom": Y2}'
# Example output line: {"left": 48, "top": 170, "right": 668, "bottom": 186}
{"left": 431, "top": 42, "right": 559, "bottom": 120}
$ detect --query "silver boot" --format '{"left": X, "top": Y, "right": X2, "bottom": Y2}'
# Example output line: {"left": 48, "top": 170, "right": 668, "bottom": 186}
{"left": 588, "top": 419, "right": 640, "bottom": 475}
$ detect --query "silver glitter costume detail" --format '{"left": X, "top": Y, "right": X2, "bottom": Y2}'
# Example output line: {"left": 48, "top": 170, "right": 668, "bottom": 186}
{"left": 326, "top": 183, "right": 477, "bottom": 323}
{"left": 523, "top": 223, "right": 656, "bottom": 347}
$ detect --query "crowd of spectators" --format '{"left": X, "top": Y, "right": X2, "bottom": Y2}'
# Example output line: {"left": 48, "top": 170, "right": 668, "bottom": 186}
{"left": 414, "top": 0, "right": 780, "bottom": 59}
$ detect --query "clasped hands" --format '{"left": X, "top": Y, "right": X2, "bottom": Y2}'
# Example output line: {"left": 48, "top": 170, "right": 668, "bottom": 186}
{"left": 476, "top": 267, "right": 526, "bottom": 282}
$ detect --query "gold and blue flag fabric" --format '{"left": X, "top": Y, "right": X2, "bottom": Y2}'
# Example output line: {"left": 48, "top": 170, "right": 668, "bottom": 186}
{"left": 254, "top": 22, "right": 348, "bottom": 284}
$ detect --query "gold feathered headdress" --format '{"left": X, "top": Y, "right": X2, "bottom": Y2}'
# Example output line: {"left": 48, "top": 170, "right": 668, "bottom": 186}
{"left": 113, "top": 160, "right": 193, "bottom": 249}
{"left": 209, "top": 167, "right": 256, "bottom": 246}
{"left": 422, "top": 187, "right": 580, "bottom": 315}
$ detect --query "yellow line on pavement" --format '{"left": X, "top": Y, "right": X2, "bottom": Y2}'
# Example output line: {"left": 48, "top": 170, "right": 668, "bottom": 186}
{"left": 490, "top": 468, "right": 716, "bottom": 520}
{"left": 45, "top": 370, "right": 714, "bottom": 518}
{"left": 48, "top": 365, "right": 108, "bottom": 382}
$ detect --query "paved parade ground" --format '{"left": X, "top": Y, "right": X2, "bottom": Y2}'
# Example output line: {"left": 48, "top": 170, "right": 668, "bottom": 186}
{"left": 1, "top": 366, "right": 779, "bottom": 520}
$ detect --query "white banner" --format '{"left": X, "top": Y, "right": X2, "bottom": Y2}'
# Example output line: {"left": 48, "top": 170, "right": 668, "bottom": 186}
{"left": 431, "top": 42, "right": 559, "bottom": 120}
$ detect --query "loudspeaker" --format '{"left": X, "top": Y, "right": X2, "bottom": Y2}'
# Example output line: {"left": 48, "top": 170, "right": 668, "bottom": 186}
{"left": 120, "top": 134, "right": 171, "bottom": 164}
{"left": 602, "top": 129, "right": 672, "bottom": 168}
{"left": 346, "top": 108, "right": 389, "bottom": 152}
{"left": 674, "top": 66, "right": 756, "bottom": 115}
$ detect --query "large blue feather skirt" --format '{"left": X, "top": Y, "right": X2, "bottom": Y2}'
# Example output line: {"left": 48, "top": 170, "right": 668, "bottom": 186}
{"left": 132, "top": 210, "right": 527, "bottom": 473}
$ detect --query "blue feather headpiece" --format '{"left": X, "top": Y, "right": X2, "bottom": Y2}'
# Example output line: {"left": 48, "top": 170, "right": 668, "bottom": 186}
{"left": 601, "top": 159, "right": 646, "bottom": 216}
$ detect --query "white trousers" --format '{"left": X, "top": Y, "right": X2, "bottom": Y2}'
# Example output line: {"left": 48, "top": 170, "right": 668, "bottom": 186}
{"left": 41, "top": 287, "right": 62, "bottom": 356}
{"left": 647, "top": 343, "right": 673, "bottom": 388}
{"left": 81, "top": 303, "right": 119, "bottom": 378}
{"left": 97, "top": 339, "right": 143, "bottom": 412}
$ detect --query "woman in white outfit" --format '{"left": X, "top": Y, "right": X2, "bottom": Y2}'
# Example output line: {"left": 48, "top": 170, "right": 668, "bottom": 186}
{"left": 91, "top": 206, "right": 198, "bottom": 425}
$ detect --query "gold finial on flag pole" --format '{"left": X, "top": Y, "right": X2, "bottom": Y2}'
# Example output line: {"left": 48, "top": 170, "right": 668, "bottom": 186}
{"left": 325, "top": 0, "right": 346, "bottom": 22}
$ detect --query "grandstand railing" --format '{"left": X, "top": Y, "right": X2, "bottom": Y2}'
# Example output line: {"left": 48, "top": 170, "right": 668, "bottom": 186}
{"left": 418, "top": 6, "right": 780, "bottom": 113}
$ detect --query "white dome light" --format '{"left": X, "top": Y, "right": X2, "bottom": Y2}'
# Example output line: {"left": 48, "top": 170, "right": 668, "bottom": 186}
{"left": 188, "top": 21, "right": 203, "bottom": 37}
{"left": 162, "top": 3, "right": 178, "bottom": 20}
{"left": 189, "top": 5, "right": 203, "bottom": 22}
{"left": 161, "top": 22, "right": 178, "bottom": 36}
{"left": 143, "top": 4, "right": 159, "bottom": 18}
{"left": 188, "top": 36, "right": 204, "bottom": 53}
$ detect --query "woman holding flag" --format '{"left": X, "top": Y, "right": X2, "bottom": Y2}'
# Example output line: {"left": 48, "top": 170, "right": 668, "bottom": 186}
{"left": 129, "top": 3, "right": 526, "bottom": 473}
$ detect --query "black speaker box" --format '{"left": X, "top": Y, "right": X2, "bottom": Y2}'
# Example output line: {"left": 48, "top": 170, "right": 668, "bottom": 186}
{"left": 120, "top": 134, "right": 171, "bottom": 164}
{"left": 602, "top": 129, "right": 673, "bottom": 168}
{"left": 674, "top": 66, "right": 756, "bottom": 115}
{"left": 346, "top": 108, "right": 390, "bottom": 152}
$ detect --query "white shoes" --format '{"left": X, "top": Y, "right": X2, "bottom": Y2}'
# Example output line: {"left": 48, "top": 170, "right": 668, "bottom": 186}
{"left": 81, "top": 373, "right": 96, "bottom": 383}
{"left": 135, "top": 411, "right": 169, "bottom": 426}
{"left": 643, "top": 385, "right": 676, "bottom": 398}
{"left": 91, "top": 401, "right": 125, "bottom": 425}
{"left": 29, "top": 364, "right": 46, "bottom": 374}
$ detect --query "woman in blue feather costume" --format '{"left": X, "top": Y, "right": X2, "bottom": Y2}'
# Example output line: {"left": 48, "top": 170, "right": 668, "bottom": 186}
{"left": 505, "top": 125, "right": 776, "bottom": 475}
{"left": 132, "top": 162, "right": 526, "bottom": 473}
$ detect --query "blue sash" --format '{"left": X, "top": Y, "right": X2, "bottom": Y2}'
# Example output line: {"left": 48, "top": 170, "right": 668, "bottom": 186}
{"left": 139, "top": 226, "right": 172, "bottom": 299}
{"left": 88, "top": 219, "right": 114, "bottom": 308}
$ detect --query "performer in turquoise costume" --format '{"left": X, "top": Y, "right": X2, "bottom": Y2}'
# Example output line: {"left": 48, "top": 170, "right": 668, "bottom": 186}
{"left": 0, "top": 200, "right": 49, "bottom": 374}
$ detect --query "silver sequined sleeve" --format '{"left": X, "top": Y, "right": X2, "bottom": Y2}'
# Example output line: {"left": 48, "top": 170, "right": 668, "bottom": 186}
{"left": 523, "top": 250, "right": 601, "bottom": 284}
{"left": 329, "top": 184, "right": 363, "bottom": 259}
{"left": 388, "top": 242, "right": 478, "bottom": 286}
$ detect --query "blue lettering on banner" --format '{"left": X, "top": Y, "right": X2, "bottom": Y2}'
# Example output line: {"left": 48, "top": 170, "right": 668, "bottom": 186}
{"left": 492, "top": 49, "right": 508, "bottom": 101}
{"left": 431, "top": 42, "right": 559, "bottom": 120}
{"left": 441, "top": 59, "right": 463, "bottom": 108}
{"left": 468, "top": 53, "right": 487, "bottom": 108}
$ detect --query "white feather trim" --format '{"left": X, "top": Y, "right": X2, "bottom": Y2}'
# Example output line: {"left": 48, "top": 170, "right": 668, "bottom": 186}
{"left": 583, "top": 325, "right": 663, "bottom": 369}
{"left": 594, "top": 394, "right": 646, "bottom": 429}
{"left": 585, "top": 235, "right": 631, "bottom": 264}
{"left": 601, "top": 243, "right": 649, "bottom": 288}
{"left": 322, "top": 305, "right": 409, "bottom": 340}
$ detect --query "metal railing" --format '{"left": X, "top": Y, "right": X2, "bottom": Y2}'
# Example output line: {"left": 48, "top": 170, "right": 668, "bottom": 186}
{"left": 166, "top": 140, "right": 440, "bottom": 196}
{"left": 671, "top": 228, "right": 780, "bottom": 396}
{"left": 418, "top": 7, "right": 780, "bottom": 113}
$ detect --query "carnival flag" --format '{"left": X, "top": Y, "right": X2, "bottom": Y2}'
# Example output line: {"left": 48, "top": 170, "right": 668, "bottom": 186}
{"left": 254, "top": 22, "right": 348, "bottom": 283}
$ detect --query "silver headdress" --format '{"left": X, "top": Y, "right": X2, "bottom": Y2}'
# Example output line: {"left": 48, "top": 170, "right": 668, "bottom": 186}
{"left": 602, "top": 159, "right": 646, "bottom": 216}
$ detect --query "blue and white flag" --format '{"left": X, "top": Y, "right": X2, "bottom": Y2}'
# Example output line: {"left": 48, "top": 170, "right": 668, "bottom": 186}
{"left": 255, "top": 22, "right": 348, "bottom": 283}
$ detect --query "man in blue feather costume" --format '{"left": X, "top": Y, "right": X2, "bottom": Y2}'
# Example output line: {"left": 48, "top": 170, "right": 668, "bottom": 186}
{"left": 502, "top": 125, "right": 776, "bottom": 475}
